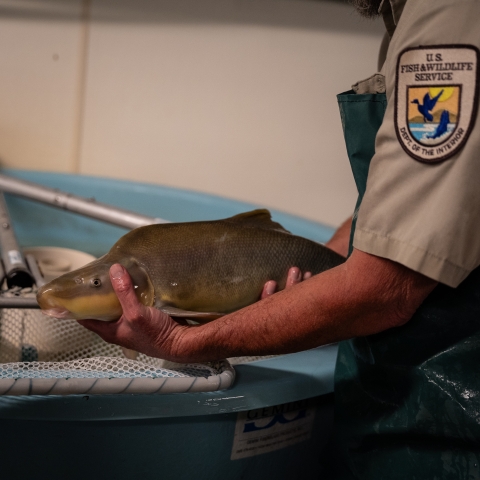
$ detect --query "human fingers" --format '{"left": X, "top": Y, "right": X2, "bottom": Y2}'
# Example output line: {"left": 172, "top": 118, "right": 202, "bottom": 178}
{"left": 109, "top": 263, "right": 148, "bottom": 320}
{"left": 78, "top": 263, "right": 150, "bottom": 346}
{"left": 261, "top": 267, "right": 312, "bottom": 299}
{"left": 285, "top": 267, "right": 302, "bottom": 288}
{"left": 77, "top": 317, "right": 121, "bottom": 344}
{"left": 261, "top": 280, "right": 277, "bottom": 299}
{"left": 108, "top": 263, "right": 192, "bottom": 358}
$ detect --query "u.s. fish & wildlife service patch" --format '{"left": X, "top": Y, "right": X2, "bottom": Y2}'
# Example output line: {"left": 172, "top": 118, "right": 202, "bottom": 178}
{"left": 395, "top": 45, "right": 479, "bottom": 163}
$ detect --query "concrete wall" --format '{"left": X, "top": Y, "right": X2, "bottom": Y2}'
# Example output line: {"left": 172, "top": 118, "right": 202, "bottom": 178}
{"left": 0, "top": 0, "right": 384, "bottom": 227}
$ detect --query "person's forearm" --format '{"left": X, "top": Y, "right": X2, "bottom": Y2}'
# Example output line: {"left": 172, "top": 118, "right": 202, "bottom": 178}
{"left": 78, "top": 249, "right": 437, "bottom": 363}
{"left": 169, "top": 249, "right": 437, "bottom": 362}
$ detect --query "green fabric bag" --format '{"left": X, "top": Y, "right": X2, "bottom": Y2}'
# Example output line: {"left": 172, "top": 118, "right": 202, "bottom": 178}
{"left": 333, "top": 90, "right": 480, "bottom": 480}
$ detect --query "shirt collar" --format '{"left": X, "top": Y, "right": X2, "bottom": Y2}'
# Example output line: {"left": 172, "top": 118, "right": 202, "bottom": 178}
{"left": 378, "top": 0, "right": 408, "bottom": 37}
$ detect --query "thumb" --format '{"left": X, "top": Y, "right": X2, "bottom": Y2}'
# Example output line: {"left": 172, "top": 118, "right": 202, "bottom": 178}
{"left": 110, "top": 263, "right": 146, "bottom": 318}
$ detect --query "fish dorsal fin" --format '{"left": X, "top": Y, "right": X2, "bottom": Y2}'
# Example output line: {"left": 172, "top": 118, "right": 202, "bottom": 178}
{"left": 224, "top": 209, "right": 291, "bottom": 234}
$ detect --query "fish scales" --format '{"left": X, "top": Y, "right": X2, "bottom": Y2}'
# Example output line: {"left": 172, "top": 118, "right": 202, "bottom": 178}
{"left": 111, "top": 221, "right": 340, "bottom": 313}
{"left": 37, "top": 210, "right": 345, "bottom": 321}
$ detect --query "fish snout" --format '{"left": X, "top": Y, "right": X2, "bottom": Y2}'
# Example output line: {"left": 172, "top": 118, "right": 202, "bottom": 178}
{"left": 36, "top": 285, "right": 72, "bottom": 319}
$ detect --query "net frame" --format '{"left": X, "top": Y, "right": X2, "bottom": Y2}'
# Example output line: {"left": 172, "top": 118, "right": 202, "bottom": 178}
{"left": 0, "top": 248, "right": 274, "bottom": 396}
{"left": 0, "top": 302, "right": 235, "bottom": 396}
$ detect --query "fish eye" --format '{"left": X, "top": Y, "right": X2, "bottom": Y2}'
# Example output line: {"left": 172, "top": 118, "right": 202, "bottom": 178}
{"left": 90, "top": 278, "right": 102, "bottom": 288}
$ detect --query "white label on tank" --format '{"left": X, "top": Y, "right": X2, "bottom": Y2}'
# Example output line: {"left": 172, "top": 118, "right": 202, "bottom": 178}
{"left": 8, "top": 250, "right": 23, "bottom": 265}
{"left": 230, "top": 399, "right": 315, "bottom": 460}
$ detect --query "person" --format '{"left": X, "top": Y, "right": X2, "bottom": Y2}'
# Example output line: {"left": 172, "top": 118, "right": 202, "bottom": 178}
{"left": 79, "top": 0, "right": 480, "bottom": 478}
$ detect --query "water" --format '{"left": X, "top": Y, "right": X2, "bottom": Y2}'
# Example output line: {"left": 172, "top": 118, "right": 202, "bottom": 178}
{"left": 409, "top": 123, "right": 456, "bottom": 145}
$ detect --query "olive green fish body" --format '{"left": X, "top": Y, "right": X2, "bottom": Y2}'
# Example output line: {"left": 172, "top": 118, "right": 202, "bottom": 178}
{"left": 115, "top": 221, "right": 342, "bottom": 313}
{"left": 37, "top": 210, "right": 345, "bottom": 321}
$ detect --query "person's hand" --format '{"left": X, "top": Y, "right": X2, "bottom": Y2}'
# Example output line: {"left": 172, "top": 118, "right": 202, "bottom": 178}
{"left": 260, "top": 267, "right": 312, "bottom": 299}
{"left": 78, "top": 264, "right": 312, "bottom": 361}
{"left": 78, "top": 264, "right": 187, "bottom": 361}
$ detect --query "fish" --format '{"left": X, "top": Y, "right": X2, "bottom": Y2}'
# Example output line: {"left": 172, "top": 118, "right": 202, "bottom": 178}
{"left": 36, "top": 209, "right": 345, "bottom": 322}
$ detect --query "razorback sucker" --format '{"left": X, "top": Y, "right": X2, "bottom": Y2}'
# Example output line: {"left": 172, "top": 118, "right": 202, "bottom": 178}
{"left": 37, "top": 210, "right": 345, "bottom": 321}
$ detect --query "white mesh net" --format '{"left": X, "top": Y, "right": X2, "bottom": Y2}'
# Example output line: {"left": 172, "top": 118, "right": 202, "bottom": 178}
{"left": 0, "top": 357, "right": 222, "bottom": 379}
{"left": 0, "top": 301, "right": 127, "bottom": 364}
{"left": 0, "top": 292, "right": 234, "bottom": 395}
{"left": 0, "top": 245, "right": 278, "bottom": 395}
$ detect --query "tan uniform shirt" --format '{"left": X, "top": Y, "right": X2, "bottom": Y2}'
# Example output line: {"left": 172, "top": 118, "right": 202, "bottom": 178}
{"left": 354, "top": 0, "right": 480, "bottom": 287}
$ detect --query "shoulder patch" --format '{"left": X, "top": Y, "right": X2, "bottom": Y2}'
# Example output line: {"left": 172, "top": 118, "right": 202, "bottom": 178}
{"left": 395, "top": 45, "right": 479, "bottom": 163}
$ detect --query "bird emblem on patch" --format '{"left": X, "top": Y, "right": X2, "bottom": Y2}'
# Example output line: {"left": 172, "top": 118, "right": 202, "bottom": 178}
{"left": 395, "top": 45, "right": 478, "bottom": 163}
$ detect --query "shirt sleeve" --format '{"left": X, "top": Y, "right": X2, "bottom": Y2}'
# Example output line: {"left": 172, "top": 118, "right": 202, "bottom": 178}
{"left": 354, "top": 0, "right": 480, "bottom": 288}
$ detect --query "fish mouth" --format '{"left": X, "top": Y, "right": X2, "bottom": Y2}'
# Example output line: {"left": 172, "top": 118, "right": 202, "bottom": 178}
{"left": 37, "top": 287, "right": 74, "bottom": 319}
{"left": 40, "top": 307, "right": 74, "bottom": 320}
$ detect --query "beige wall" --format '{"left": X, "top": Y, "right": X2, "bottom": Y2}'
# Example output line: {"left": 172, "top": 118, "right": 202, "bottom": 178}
{"left": 0, "top": 0, "right": 384, "bottom": 227}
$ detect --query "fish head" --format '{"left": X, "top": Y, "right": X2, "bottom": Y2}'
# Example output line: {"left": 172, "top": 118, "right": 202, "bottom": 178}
{"left": 36, "top": 256, "right": 120, "bottom": 321}
{"left": 36, "top": 256, "right": 154, "bottom": 321}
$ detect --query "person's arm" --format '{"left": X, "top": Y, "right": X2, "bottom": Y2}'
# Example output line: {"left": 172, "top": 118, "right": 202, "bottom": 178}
{"left": 79, "top": 248, "right": 437, "bottom": 363}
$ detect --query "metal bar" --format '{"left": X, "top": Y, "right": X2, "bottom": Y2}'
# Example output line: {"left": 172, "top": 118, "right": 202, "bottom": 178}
{"left": 0, "top": 297, "right": 39, "bottom": 309}
{"left": 25, "top": 254, "right": 46, "bottom": 288}
{"left": 0, "top": 260, "right": 5, "bottom": 286}
{"left": 0, "top": 193, "right": 35, "bottom": 288}
{"left": 0, "top": 173, "right": 169, "bottom": 230}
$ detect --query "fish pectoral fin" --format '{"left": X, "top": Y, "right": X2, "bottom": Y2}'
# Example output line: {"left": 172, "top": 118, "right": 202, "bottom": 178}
{"left": 159, "top": 305, "right": 225, "bottom": 321}
{"left": 225, "top": 209, "right": 291, "bottom": 234}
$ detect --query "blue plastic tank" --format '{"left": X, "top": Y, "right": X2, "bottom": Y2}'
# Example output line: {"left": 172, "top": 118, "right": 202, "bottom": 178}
{"left": 0, "top": 170, "right": 337, "bottom": 480}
